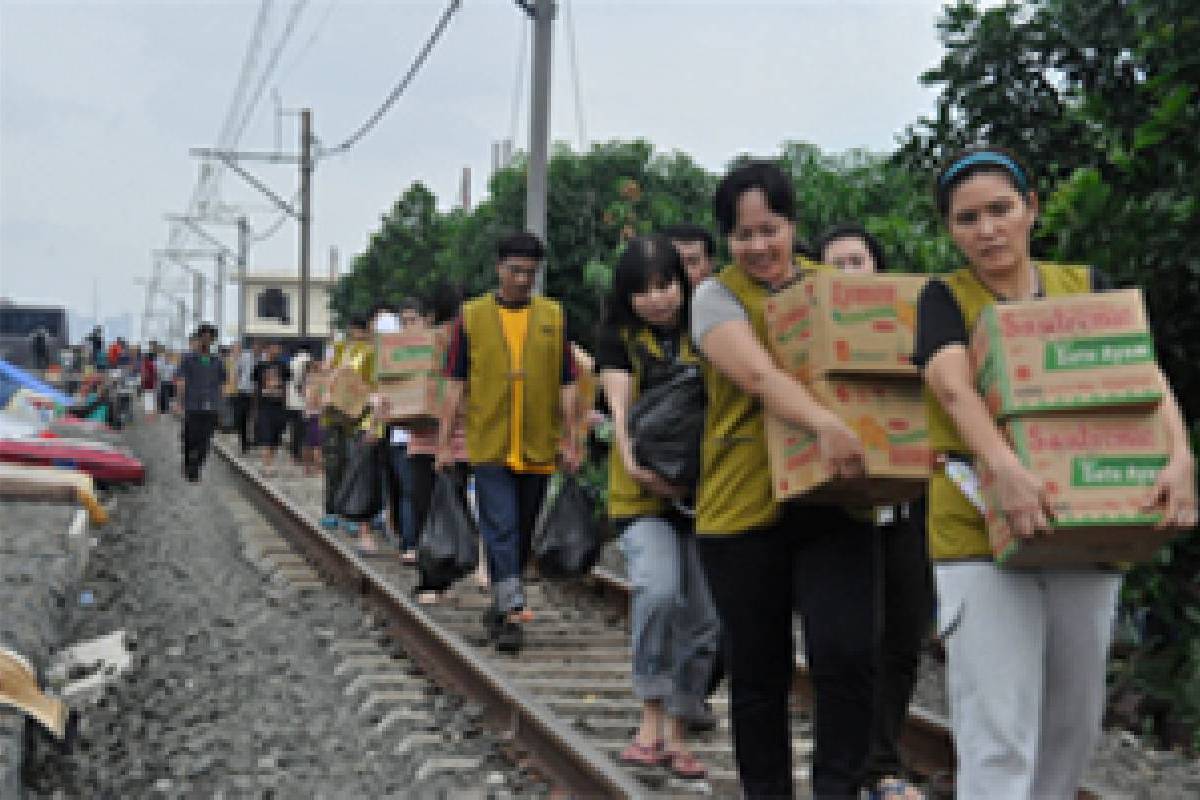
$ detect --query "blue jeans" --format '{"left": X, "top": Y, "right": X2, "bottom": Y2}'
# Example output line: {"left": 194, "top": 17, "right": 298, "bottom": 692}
{"left": 389, "top": 442, "right": 416, "bottom": 549}
{"left": 619, "top": 515, "right": 720, "bottom": 720}
{"left": 473, "top": 465, "right": 549, "bottom": 614}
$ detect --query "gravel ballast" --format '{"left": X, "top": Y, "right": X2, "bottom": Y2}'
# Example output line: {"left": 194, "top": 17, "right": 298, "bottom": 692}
{"left": 21, "top": 419, "right": 542, "bottom": 798}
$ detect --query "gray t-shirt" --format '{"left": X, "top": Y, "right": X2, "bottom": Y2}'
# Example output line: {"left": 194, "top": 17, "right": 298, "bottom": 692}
{"left": 690, "top": 276, "right": 750, "bottom": 347}
{"left": 177, "top": 352, "right": 227, "bottom": 412}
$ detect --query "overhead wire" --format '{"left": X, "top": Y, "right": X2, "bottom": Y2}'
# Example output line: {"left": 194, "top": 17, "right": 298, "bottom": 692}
{"left": 275, "top": 0, "right": 339, "bottom": 88}
{"left": 230, "top": 0, "right": 311, "bottom": 144}
{"left": 319, "top": 0, "right": 463, "bottom": 158}
{"left": 563, "top": 0, "right": 587, "bottom": 151}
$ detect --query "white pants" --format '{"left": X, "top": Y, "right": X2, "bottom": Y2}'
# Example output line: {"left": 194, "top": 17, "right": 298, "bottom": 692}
{"left": 935, "top": 562, "right": 1121, "bottom": 800}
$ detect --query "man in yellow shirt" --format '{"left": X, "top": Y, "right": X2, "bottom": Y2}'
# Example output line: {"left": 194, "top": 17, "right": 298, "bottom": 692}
{"left": 437, "top": 232, "right": 579, "bottom": 654}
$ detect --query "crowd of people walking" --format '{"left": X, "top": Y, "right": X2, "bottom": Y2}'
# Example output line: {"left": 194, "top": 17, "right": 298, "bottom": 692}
{"left": 142, "top": 147, "right": 1197, "bottom": 799}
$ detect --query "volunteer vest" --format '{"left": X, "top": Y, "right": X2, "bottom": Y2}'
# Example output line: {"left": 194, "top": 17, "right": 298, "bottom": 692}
{"left": 607, "top": 327, "right": 698, "bottom": 520}
{"left": 695, "top": 259, "right": 827, "bottom": 534}
{"left": 925, "top": 263, "right": 1091, "bottom": 561}
{"left": 462, "top": 294, "right": 564, "bottom": 466}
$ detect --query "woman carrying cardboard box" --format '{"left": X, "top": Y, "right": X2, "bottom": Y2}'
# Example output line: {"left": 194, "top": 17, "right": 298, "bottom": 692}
{"left": 691, "top": 161, "right": 879, "bottom": 799}
{"left": 914, "top": 147, "right": 1196, "bottom": 799}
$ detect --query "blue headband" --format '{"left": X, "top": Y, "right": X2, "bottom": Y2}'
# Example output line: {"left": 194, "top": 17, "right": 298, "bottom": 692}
{"left": 939, "top": 151, "right": 1029, "bottom": 192}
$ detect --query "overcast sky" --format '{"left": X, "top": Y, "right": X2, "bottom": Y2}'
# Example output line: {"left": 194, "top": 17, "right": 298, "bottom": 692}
{"left": 1, "top": 0, "right": 965, "bottom": 341}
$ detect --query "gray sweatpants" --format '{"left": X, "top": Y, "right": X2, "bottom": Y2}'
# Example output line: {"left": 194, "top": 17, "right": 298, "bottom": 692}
{"left": 935, "top": 562, "right": 1121, "bottom": 800}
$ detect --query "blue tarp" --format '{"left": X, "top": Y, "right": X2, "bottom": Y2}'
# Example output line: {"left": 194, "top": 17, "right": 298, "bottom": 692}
{"left": 0, "top": 358, "right": 74, "bottom": 407}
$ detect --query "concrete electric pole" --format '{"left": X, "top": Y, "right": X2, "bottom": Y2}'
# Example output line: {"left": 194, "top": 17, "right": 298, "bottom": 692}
{"left": 298, "top": 108, "right": 313, "bottom": 339}
{"left": 523, "top": 0, "right": 555, "bottom": 294}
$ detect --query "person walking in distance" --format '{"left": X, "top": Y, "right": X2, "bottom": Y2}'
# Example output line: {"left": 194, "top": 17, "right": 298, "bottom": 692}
{"left": 232, "top": 342, "right": 257, "bottom": 453}
{"left": 436, "top": 232, "right": 580, "bottom": 654}
{"left": 661, "top": 222, "right": 717, "bottom": 289}
{"left": 174, "top": 324, "right": 227, "bottom": 483}
{"left": 819, "top": 223, "right": 931, "bottom": 800}
{"left": 252, "top": 342, "right": 292, "bottom": 477}
{"left": 286, "top": 346, "right": 312, "bottom": 465}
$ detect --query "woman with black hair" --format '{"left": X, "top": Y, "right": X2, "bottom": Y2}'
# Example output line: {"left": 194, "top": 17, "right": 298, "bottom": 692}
{"left": 597, "top": 234, "right": 719, "bottom": 780}
{"left": 818, "top": 224, "right": 931, "bottom": 800}
{"left": 690, "top": 160, "right": 878, "bottom": 798}
{"left": 915, "top": 147, "right": 1195, "bottom": 798}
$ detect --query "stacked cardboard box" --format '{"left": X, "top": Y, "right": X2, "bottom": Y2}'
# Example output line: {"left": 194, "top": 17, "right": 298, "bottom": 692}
{"left": 374, "top": 329, "right": 441, "bottom": 422}
{"left": 764, "top": 272, "right": 931, "bottom": 504}
{"left": 970, "top": 289, "right": 1172, "bottom": 566}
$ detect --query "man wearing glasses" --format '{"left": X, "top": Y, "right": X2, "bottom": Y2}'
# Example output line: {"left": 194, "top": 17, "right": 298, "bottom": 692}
{"left": 437, "top": 232, "right": 580, "bottom": 654}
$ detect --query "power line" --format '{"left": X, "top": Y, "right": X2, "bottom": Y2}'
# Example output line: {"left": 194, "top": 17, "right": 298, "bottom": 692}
{"left": 230, "top": 0, "right": 310, "bottom": 144}
{"left": 217, "top": 0, "right": 274, "bottom": 152}
{"left": 563, "top": 0, "right": 586, "bottom": 151}
{"left": 275, "top": 0, "right": 339, "bottom": 86}
{"left": 508, "top": 14, "right": 529, "bottom": 147}
{"left": 319, "top": 0, "right": 463, "bottom": 158}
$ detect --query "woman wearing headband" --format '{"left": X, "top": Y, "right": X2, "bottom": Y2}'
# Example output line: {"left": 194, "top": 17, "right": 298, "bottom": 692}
{"left": 914, "top": 147, "right": 1196, "bottom": 798}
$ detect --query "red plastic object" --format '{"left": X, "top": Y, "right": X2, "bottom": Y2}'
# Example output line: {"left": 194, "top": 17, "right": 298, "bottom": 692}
{"left": 0, "top": 439, "right": 145, "bottom": 485}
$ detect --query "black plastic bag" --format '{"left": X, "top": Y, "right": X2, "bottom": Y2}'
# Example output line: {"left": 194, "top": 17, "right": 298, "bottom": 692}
{"left": 334, "top": 436, "right": 383, "bottom": 521}
{"left": 532, "top": 475, "right": 602, "bottom": 579}
{"left": 628, "top": 362, "right": 706, "bottom": 488}
{"left": 418, "top": 473, "right": 479, "bottom": 587}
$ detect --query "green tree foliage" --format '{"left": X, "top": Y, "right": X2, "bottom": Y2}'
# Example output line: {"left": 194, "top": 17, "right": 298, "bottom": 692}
{"left": 901, "top": 0, "right": 1200, "bottom": 748}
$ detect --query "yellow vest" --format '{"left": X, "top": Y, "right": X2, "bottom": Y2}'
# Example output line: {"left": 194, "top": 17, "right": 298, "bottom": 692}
{"left": 607, "top": 327, "right": 698, "bottom": 520}
{"left": 462, "top": 294, "right": 565, "bottom": 467}
{"left": 925, "top": 263, "right": 1092, "bottom": 561}
{"left": 695, "top": 259, "right": 828, "bottom": 534}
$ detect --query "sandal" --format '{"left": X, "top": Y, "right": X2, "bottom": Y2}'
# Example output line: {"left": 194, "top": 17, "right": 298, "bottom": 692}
{"left": 664, "top": 749, "right": 707, "bottom": 780}
{"left": 400, "top": 550, "right": 418, "bottom": 566}
{"left": 618, "top": 738, "right": 665, "bottom": 768}
{"left": 415, "top": 590, "right": 441, "bottom": 605}
{"left": 871, "top": 777, "right": 925, "bottom": 800}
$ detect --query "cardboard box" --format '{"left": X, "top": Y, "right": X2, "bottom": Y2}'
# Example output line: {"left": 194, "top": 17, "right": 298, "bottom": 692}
{"left": 377, "top": 327, "right": 447, "bottom": 422}
{"left": 375, "top": 330, "right": 438, "bottom": 381}
{"left": 983, "top": 412, "right": 1174, "bottom": 566}
{"left": 326, "top": 367, "right": 371, "bottom": 418}
{"left": 765, "top": 377, "right": 931, "bottom": 504}
{"left": 765, "top": 272, "right": 928, "bottom": 379}
{"left": 972, "top": 289, "right": 1162, "bottom": 417}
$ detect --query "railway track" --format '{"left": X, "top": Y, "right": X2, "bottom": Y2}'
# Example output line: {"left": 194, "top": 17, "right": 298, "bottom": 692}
{"left": 214, "top": 437, "right": 1108, "bottom": 799}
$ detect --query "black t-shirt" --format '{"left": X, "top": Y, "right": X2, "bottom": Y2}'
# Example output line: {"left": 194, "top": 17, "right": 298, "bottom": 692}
{"left": 252, "top": 358, "right": 292, "bottom": 402}
{"left": 913, "top": 268, "right": 1112, "bottom": 369}
{"left": 594, "top": 324, "right": 681, "bottom": 393}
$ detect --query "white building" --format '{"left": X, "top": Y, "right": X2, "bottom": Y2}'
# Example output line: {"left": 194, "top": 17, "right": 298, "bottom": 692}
{"left": 236, "top": 272, "right": 336, "bottom": 345}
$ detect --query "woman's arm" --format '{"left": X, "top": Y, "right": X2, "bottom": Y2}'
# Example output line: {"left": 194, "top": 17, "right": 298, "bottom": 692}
{"left": 698, "top": 319, "right": 865, "bottom": 479}
{"left": 1147, "top": 369, "right": 1197, "bottom": 529}
{"left": 598, "top": 368, "right": 685, "bottom": 497}
{"left": 923, "top": 343, "right": 1050, "bottom": 538}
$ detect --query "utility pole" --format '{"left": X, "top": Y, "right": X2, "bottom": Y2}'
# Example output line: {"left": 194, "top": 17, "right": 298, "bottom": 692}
{"left": 215, "top": 253, "right": 226, "bottom": 338}
{"left": 299, "top": 108, "right": 313, "bottom": 339}
{"left": 192, "top": 272, "right": 205, "bottom": 326}
{"left": 524, "top": 0, "right": 555, "bottom": 294}
{"left": 237, "top": 216, "right": 248, "bottom": 345}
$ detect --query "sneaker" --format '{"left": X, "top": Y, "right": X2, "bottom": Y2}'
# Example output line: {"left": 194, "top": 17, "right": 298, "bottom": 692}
{"left": 320, "top": 515, "right": 339, "bottom": 530}
{"left": 495, "top": 620, "right": 523, "bottom": 654}
{"left": 342, "top": 518, "right": 359, "bottom": 533}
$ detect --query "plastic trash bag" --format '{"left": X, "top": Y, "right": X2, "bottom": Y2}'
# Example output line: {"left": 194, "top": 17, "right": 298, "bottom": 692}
{"left": 532, "top": 475, "right": 602, "bottom": 579}
{"left": 334, "top": 436, "right": 383, "bottom": 521}
{"left": 628, "top": 362, "right": 706, "bottom": 488}
{"left": 418, "top": 474, "right": 479, "bottom": 587}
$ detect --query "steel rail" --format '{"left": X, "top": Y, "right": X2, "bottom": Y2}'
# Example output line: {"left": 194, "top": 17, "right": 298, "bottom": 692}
{"left": 214, "top": 440, "right": 643, "bottom": 798}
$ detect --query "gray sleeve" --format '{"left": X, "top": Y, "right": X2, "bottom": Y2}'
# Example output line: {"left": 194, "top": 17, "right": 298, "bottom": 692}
{"left": 690, "top": 277, "right": 749, "bottom": 346}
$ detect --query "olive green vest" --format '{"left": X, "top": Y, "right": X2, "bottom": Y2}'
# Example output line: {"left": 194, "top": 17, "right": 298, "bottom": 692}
{"left": 925, "top": 263, "right": 1091, "bottom": 561}
{"left": 607, "top": 327, "right": 697, "bottom": 520}
{"left": 462, "top": 294, "right": 564, "bottom": 466}
{"left": 695, "top": 260, "right": 828, "bottom": 533}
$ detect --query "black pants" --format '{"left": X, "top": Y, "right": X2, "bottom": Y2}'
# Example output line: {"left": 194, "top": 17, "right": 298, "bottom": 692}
{"left": 322, "top": 422, "right": 351, "bottom": 515}
{"left": 866, "top": 499, "right": 934, "bottom": 781}
{"left": 232, "top": 392, "right": 253, "bottom": 451}
{"left": 157, "top": 382, "right": 174, "bottom": 414}
{"left": 287, "top": 409, "right": 306, "bottom": 461}
{"left": 698, "top": 505, "right": 878, "bottom": 799}
{"left": 182, "top": 410, "right": 219, "bottom": 477}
